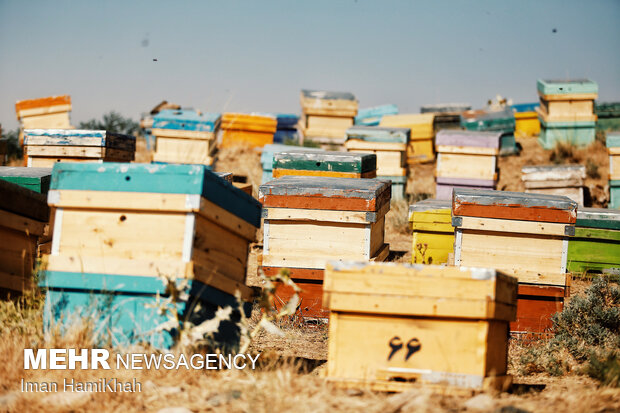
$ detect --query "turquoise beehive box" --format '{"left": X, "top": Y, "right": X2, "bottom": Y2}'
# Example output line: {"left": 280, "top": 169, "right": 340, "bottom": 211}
{"left": 41, "top": 162, "right": 261, "bottom": 349}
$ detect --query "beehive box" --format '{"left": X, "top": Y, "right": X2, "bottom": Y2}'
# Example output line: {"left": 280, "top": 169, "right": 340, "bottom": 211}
{"left": 379, "top": 114, "right": 435, "bottom": 164}
{"left": 323, "top": 262, "right": 517, "bottom": 392}
{"left": 273, "top": 151, "right": 376, "bottom": 179}
{"left": 300, "top": 90, "right": 357, "bottom": 145}
{"left": 151, "top": 109, "right": 220, "bottom": 166}
{"left": 0, "top": 179, "right": 50, "bottom": 295}
{"left": 595, "top": 102, "right": 620, "bottom": 131}
{"left": 408, "top": 199, "right": 454, "bottom": 265}
{"left": 434, "top": 130, "right": 500, "bottom": 200}
{"left": 512, "top": 103, "right": 540, "bottom": 138}
{"left": 260, "top": 144, "right": 320, "bottom": 184}
{"left": 452, "top": 188, "right": 574, "bottom": 335}
{"left": 23, "top": 129, "right": 135, "bottom": 167}
{"left": 609, "top": 133, "right": 620, "bottom": 209}
{"left": 344, "top": 126, "right": 408, "bottom": 199}
{"left": 0, "top": 166, "right": 52, "bottom": 194}
{"left": 273, "top": 113, "right": 299, "bottom": 144}
{"left": 567, "top": 208, "right": 620, "bottom": 275}
{"left": 538, "top": 119, "right": 596, "bottom": 149}
{"left": 354, "top": 104, "right": 399, "bottom": 126}
{"left": 522, "top": 164, "right": 585, "bottom": 206}
{"left": 537, "top": 79, "right": 598, "bottom": 100}
{"left": 259, "top": 176, "right": 391, "bottom": 319}
{"left": 15, "top": 95, "right": 73, "bottom": 130}
{"left": 41, "top": 162, "right": 261, "bottom": 348}
{"left": 221, "top": 113, "right": 277, "bottom": 148}
{"left": 420, "top": 103, "right": 471, "bottom": 131}
{"left": 460, "top": 108, "right": 518, "bottom": 155}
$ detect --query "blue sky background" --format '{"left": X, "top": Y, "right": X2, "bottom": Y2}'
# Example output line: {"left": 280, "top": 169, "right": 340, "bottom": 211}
{"left": 1, "top": 0, "right": 619, "bottom": 130}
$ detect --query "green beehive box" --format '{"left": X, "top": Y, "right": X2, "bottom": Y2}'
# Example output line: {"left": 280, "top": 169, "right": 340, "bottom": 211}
{"left": 537, "top": 79, "right": 599, "bottom": 96}
{"left": 0, "top": 166, "right": 52, "bottom": 194}
{"left": 567, "top": 208, "right": 620, "bottom": 275}
{"left": 538, "top": 119, "right": 596, "bottom": 149}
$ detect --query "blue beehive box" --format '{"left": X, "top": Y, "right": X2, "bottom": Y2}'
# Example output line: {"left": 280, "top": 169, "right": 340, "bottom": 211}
{"left": 41, "top": 162, "right": 261, "bottom": 349}
{"left": 355, "top": 104, "right": 399, "bottom": 126}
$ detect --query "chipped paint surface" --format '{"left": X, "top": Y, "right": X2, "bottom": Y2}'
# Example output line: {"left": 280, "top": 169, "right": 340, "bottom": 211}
{"left": 259, "top": 175, "right": 388, "bottom": 199}
{"left": 274, "top": 151, "right": 376, "bottom": 173}
{"left": 522, "top": 164, "right": 586, "bottom": 180}
{"left": 23, "top": 129, "right": 136, "bottom": 150}
{"left": 152, "top": 109, "right": 220, "bottom": 132}
{"left": 576, "top": 207, "right": 620, "bottom": 230}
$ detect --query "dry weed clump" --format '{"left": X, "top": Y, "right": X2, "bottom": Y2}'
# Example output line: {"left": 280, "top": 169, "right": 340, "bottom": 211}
{"left": 385, "top": 199, "right": 410, "bottom": 235}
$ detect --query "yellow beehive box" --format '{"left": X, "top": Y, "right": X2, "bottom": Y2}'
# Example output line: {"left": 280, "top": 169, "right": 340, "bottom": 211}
{"left": 514, "top": 111, "right": 540, "bottom": 138}
{"left": 15, "top": 95, "right": 73, "bottom": 130}
{"left": 380, "top": 114, "right": 435, "bottom": 164}
{"left": 323, "top": 262, "right": 517, "bottom": 392}
{"left": 220, "top": 113, "right": 277, "bottom": 148}
{"left": 408, "top": 199, "right": 454, "bottom": 265}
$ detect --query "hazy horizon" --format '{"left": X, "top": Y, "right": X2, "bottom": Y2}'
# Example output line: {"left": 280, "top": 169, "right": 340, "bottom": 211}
{"left": 1, "top": 0, "right": 619, "bottom": 131}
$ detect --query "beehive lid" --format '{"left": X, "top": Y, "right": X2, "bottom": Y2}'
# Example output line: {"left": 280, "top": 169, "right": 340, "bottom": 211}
{"left": 259, "top": 175, "right": 391, "bottom": 212}
{"left": 606, "top": 132, "right": 620, "bottom": 148}
{"left": 511, "top": 103, "right": 539, "bottom": 113}
{"left": 345, "top": 126, "right": 410, "bottom": 144}
{"left": 23, "top": 129, "right": 136, "bottom": 151}
{"left": 0, "top": 179, "right": 49, "bottom": 222}
{"left": 324, "top": 261, "right": 517, "bottom": 321}
{"left": 301, "top": 90, "right": 356, "bottom": 101}
{"left": 260, "top": 144, "right": 321, "bottom": 169}
{"left": 15, "top": 95, "right": 71, "bottom": 113}
{"left": 221, "top": 113, "right": 277, "bottom": 132}
{"left": 152, "top": 109, "right": 220, "bottom": 132}
{"left": 49, "top": 162, "right": 262, "bottom": 227}
{"left": 435, "top": 130, "right": 502, "bottom": 148}
{"left": 408, "top": 199, "right": 451, "bottom": 228}
{"left": 576, "top": 208, "right": 620, "bottom": 230}
{"left": 273, "top": 113, "right": 299, "bottom": 129}
{"left": 274, "top": 151, "right": 376, "bottom": 173}
{"left": 460, "top": 108, "right": 515, "bottom": 132}
{"left": 521, "top": 164, "right": 586, "bottom": 182}
{"left": 537, "top": 79, "right": 598, "bottom": 96}
{"left": 355, "top": 104, "right": 399, "bottom": 123}
{"left": 452, "top": 188, "right": 578, "bottom": 224}
{"left": 0, "top": 166, "right": 52, "bottom": 194}
{"left": 420, "top": 103, "right": 471, "bottom": 113}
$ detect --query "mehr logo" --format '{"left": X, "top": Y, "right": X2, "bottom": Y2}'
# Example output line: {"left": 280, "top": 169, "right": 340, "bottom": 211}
{"left": 24, "top": 349, "right": 111, "bottom": 370}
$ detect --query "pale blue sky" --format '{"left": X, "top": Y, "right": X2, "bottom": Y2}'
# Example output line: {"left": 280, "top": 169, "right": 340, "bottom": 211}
{"left": 1, "top": 0, "right": 619, "bottom": 130}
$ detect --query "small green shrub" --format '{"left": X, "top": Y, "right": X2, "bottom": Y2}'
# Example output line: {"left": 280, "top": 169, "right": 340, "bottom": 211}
{"left": 549, "top": 141, "right": 580, "bottom": 164}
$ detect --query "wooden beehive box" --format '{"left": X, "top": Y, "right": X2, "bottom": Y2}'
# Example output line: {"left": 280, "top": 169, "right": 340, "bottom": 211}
{"left": 41, "top": 162, "right": 261, "bottom": 349}
{"left": 596, "top": 102, "right": 620, "bottom": 131}
{"left": 434, "top": 130, "right": 500, "bottom": 200}
{"left": 522, "top": 164, "right": 585, "bottom": 206}
{"left": 538, "top": 119, "right": 596, "bottom": 149}
{"left": 355, "top": 104, "right": 399, "bottom": 126}
{"left": 23, "top": 129, "right": 135, "bottom": 167}
{"left": 512, "top": 103, "right": 540, "bottom": 138}
{"left": 344, "top": 126, "right": 408, "bottom": 199}
{"left": 15, "top": 95, "right": 73, "bottom": 130}
{"left": 0, "top": 166, "right": 52, "bottom": 194}
{"left": 567, "top": 208, "right": 620, "bottom": 275}
{"left": 0, "top": 179, "right": 50, "bottom": 295}
{"left": 221, "top": 113, "right": 277, "bottom": 148}
{"left": 408, "top": 199, "right": 454, "bottom": 265}
{"left": 151, "top": 109, "right": 220, "bottom": 166}
{"left": 452, "top": 188, "right": 575, "bottom": 336}
{"left": 300, "top": 90, "right": 357, "bottom": 144}
{"left": 323, "top": 262, "right": 517, "bottom": 392}
{"left": 273, "top": 113, "right": 299, "bottom": 144}
{"left": 608, "top": 132, "right": 620, "bottom": 209}
{"left": 379, "top": 113, "right": 435, "bottom": 164}
{"left": 260, "top": 144, "right": 320, "bottom": 184}
{"left": 259, "top": 176, "right": 391, "bottom": 319}
{"left": 460, "top": 108, "right": 518, "bottom": 156}
{"left": 421, "top": 103, "right": 471, "bottom": 132}
{"left": 274, "top": 150, "right": 376, "bottom": 179}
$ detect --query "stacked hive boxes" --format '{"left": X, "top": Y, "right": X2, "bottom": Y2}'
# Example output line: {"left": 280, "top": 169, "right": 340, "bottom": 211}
{"left": 299, "top": 90, "right": 358, "bottom": 147}
{"left": 420, "top": 103, "right": 471, "bottom": 131}
{"left": 220, "top": 113, "right": 277, "bottom": 148}
{"left": 537, "top": 79, "right": 598, "bottom": 149}
{"left": 0, "top": 179, "right": 50, "bottom": 295}
{"left": 260, "top": 144, "right": 320, "bottom": 184}
{"left": 354, "top": 104, "right": 398, "bottom": 126}
{"left": 595, "top": 102, "right": 620, "bottom": 131}
{"left": 15, "top": 95, "right": 73, "bottom": 131}
{"left": 41, "top": 163, "right": 261, "bottom": 348}
{"left": 512, "top": 103, "right": 541, "bottom": 138}
{"left": 461, "top": 107, "right": 519, "bottom": 155}
{"left": 521, "top": 165, "right": 586, "bottom": 206}
{"left": 273, "top": 114, "right": 300, "bottom": 144}
{"left": 379, "top": 114, "right": 435, "bottom": 164}
{"left": 151, "top": 109, "right": 220, "bottom": 167}
{"left": 408, "top": 199, "right": 454, "bottom": 265}
{"left": 452, "top": 189, "right": 575, "bottom": 336}
{"left": 608, "top": 132, "right": 620, "bottom": 209}
{"left": 259, "top": 176, "right": 391, "bottom": 319}
{"left": 567, "top": 208, "right": 620, "bottom": 275}
{"left": 434, "top": 130, "right": 500, "bottom": 200}
{"left": 273, "top": 151, "right": 376, "bottom": 179}
{"left": 24, "top": 129, "right": 135, "bottom": 167}
{"left": 323, "top": 262, "right": 517, "bottom": 392}
{"left": 344, "top": 126, "right": 409, "bottom": 200}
